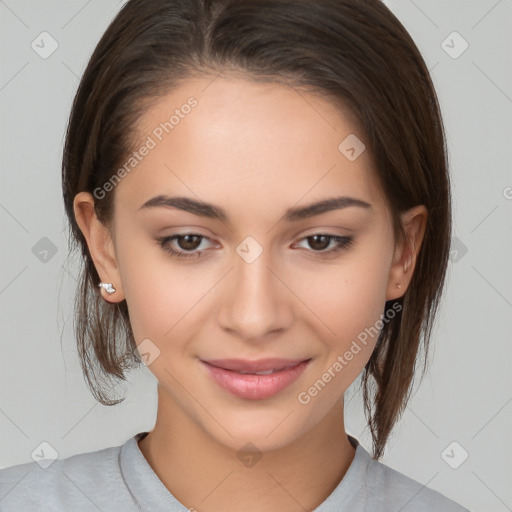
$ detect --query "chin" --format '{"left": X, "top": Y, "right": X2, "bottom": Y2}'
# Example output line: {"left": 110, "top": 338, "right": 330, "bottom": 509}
{"left": 199, "top": 410, "right": 311, "bottom": 454}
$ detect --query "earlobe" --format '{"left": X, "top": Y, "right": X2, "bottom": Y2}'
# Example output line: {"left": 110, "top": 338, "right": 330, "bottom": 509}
{"left": 73, "top": 191, "right": 124, "bottom": 302}
{"left": 385, "top": 205, "right": 428, "bottom": 301}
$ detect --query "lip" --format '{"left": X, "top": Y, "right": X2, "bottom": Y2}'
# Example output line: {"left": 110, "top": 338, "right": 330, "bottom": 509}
{"left": 201, "top": 358, "right": 312, "bottom": 400}
{"left": 202, "top": 357, "right": 309, "bottom": 373}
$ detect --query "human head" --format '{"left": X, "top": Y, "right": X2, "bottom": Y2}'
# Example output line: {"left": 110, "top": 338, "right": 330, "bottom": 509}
{"left": 63, "top": 0, "right": 451, "bottom": 459}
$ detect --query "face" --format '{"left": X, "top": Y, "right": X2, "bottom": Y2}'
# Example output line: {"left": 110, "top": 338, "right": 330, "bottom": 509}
{"left": 77, "top": 76, "right": 422, "bottom": 453}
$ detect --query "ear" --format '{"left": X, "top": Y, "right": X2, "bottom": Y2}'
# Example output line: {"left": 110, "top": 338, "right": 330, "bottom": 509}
{"left": 386, "top": 205, "right": 428, "bottom": 301}
{"left": 73, "top": 191, "right": 124, "bottom": 303}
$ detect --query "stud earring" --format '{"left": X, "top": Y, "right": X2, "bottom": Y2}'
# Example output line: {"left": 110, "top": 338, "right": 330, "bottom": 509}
{"left": 98, "top": 282, "right": 116, "bottom": 294}
{"left": 396, "top": 283, "right": 402, "bottom": 289}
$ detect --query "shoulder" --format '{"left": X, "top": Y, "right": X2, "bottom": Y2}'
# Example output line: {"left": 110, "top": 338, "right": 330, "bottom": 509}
{"left": 364, "top": 450, "right": 470, "bottom": 511}
{"left": 0, "top": 442, "right": 130, "bottom": 511}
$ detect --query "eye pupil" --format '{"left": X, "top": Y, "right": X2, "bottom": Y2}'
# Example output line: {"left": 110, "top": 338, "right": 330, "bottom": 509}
{"left": 179, "top": 234, "right": 202, "bottom": 250}
{"left": 308, "top": 235, "right": 330, "bottom": 251}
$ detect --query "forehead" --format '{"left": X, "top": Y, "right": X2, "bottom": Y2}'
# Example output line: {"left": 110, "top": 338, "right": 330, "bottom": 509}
{"left": 115, "top": 75, "right": 387, "bottom": 221}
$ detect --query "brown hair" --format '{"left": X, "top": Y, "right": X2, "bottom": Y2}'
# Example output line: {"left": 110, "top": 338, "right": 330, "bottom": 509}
{"left": 62, "top": 0, "right": 451, "bottom": 459}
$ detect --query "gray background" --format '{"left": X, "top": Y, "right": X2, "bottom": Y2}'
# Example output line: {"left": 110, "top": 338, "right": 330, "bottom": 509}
{"left": 1, "top": 1, "right": 511, "bottom": 511}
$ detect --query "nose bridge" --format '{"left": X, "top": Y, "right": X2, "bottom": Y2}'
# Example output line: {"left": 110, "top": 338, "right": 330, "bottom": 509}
{"left": 218, "top": 240, "right": 292, "bottom": 339}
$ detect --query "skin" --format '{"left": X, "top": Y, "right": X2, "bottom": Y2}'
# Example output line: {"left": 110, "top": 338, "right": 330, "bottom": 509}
{"left": 74, "top": 75, "right": 427, "bottom": 512}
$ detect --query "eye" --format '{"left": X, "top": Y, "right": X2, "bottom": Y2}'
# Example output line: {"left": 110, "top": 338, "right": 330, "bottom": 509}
{"left": 294, "top": 234, "right": 354, "bottom": 258}
{"left": 156, "top": 233, "right": 213, "bottom": 259}
{"left": 156, "top": 233, "right": 354, "bottom": 260}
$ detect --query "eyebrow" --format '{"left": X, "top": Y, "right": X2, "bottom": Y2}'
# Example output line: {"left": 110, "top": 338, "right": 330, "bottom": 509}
{"left": 138, "top": 194, "right": 373, "bottom": 222}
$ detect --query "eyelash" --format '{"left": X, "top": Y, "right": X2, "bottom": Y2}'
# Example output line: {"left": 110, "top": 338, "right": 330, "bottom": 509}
{"left": 155, "top": 233, "right": 354, "bottom": 260}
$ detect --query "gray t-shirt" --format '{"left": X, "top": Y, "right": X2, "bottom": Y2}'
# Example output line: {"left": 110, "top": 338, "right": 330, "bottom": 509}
{"left": 0, "top": 432, "right": 470, "bottom": 511}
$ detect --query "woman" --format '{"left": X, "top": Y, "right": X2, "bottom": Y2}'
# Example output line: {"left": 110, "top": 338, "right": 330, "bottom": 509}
{"left": 0, "top": 0, "right": 470, "bottom": 510}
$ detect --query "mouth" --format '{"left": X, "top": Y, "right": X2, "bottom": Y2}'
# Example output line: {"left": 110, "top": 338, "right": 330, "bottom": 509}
{"left": 200, "top": 357, "right": 312, "bottom": 400}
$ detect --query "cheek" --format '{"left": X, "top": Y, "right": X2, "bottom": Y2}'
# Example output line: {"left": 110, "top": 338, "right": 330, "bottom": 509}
{"left": 302, "top": 253, "right": 389, "bottom": 328}
{"left": 120, "top": 226, "right": 391, "bottom": 353}
{"left": 118, "top": 238, "right": 207, "bottom": 342}
{"left": 296, "top": 248, "right": 391, "bottom": 369}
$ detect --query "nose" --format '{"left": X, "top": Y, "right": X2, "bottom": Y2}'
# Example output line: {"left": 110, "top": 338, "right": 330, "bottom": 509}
{"left": 217, "top": 249, "right": 294, "bottom": 341}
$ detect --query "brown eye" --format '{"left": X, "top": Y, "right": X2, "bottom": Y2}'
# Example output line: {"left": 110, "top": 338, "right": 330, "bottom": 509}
{"left": 296, "top": 234, "right": 354, "bottom": 258}
{"left": 156, "top": 233, "right": 354, "bottom": 261}
{"left": 307, "top": 235, "right": 332, "bottom": 251}
{"left": 175, "top": 234, "right": 203, "bottom": 251}
{"left": 156, "top": 233, "right": 212, "bottom": 259}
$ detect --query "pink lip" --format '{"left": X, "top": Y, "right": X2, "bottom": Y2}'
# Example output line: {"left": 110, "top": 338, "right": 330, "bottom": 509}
{"left": 202, "top": 357, "right": 309, "bottom": 373}
{"left": 201, "top": 358, "right": 312, "bottom": 400}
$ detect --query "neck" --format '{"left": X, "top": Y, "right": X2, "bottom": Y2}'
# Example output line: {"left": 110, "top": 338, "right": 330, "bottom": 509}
{"left": 138, "top": 388, "right": 356, "bottom": 512}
